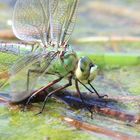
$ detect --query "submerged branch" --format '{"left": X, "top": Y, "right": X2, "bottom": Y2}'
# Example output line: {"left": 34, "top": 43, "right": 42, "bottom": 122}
{"left": 0, "top": 86, "right": 139, "bottom": 124}
{"left": 52, "top": 88, "right": 140, "bottom": 124}
{"left": 63, "top": 117, "right": 140, "bottom": 140}
{"left": 0, "top": 93, "right": 139, "bottom": 139}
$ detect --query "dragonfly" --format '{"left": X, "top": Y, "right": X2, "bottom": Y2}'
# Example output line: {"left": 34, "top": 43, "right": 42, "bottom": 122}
{"left": 1, "top": 0, "right": 107, "bottom": 115}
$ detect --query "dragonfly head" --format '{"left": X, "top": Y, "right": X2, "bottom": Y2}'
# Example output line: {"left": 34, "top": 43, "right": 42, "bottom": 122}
{"left": 75, "top": 56, "right": 98, "bottom": 84}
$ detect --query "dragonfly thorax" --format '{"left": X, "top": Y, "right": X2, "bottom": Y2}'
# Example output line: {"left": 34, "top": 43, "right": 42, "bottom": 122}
{"left": 47, "top": 50, "right": 78, "bottom": 77}
{"left": 75, "top": 56, "right": 98, "bottom": 84}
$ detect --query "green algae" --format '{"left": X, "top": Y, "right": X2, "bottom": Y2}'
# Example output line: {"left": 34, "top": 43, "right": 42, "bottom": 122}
{"left": 0, "top": 102, "right": 105, "bottom": 140}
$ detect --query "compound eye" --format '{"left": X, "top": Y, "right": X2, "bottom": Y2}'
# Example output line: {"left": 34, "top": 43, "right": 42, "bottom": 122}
{"left": 89, "top": 63, "right": 95, "bottom": 69}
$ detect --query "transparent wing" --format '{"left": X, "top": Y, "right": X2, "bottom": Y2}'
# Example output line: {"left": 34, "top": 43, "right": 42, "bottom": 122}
{"left": 12, "top": 0, "right": 58, "bottom": 46}
{"left": 9, "top": 49, "right": 58, "bottom": 102}
{"left": 0, "top": 42, "right": 38, "bottom": 89}
{"left": 51, "top": 0, "right": 79, "bottom": 46}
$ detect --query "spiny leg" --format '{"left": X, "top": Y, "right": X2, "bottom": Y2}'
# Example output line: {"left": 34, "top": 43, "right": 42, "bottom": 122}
{"left": 88, "top": 81, "right": 108, "bottom": 98}
{"left": 36, "top": 77, "right": 72, "bottom": 115}
{"left": 77, "top": 79, "right": 93, "bottom": 93}
{"left": 24, "top": 76, "right": 63, "bottom": 111}
{"left": 75, "top": 79, "right": 93, "bottom": 119}
{"left": 77, "top": 79, "right": 107, "bottom": 98}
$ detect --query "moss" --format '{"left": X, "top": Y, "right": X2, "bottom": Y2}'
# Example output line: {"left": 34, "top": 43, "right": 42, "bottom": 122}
{"left": 0, "top": 104, "right": 100, "bottom": 140}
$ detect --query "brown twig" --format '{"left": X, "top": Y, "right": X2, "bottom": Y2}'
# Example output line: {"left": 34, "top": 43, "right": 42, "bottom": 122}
{"left": 43, "top": 87, "right": 140, "bottom": 124}
{"left": 63, "top": 117, "right": 140, "bottom": 140}
{"left": 0, "top": 95, "right": 139, "bottom": 140}
{"left": 0, "top": 86, "right": 139, "bottom": 124}
{"left": 56, "top": 91, "right": 140, "bottom": 124}
{"left": 93, "top": 107, "right": 140, "bottom": 124}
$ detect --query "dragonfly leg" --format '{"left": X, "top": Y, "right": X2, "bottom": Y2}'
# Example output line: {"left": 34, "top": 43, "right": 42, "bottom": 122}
{"left": 36, "top": 77, "right": 72, "bottom": 115}
{"left": 75, "top": 79, "right": 93, "bottom": 119}
{"left": 77, "top": 80, "right": 94, "bottom": 93}
{"left": 88, "top": 82, "right": 108, "bottom": 98}
{"left": 77, "top": 79, "right": 108, "bottom": 98}
{"left": 24, "top": 75, "right": 63, "bottom": 111}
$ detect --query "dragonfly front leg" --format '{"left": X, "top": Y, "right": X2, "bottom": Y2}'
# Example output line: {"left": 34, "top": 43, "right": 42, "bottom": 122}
{"left": 36, "top": 77, "right": 72, "bottom": 115}
{"left": 88, "top": 81, "right": 108, "bottom": 98}
{"left": 77, "top": 79, "right": 108, "bottom": 98}
{"left": 75, "top": 79, "right": 93, "bottom": 119}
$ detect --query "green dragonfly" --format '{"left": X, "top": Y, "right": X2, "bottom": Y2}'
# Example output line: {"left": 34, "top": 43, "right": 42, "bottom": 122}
{"left": 1, "top": 0, "right": 107, "bottom": 115}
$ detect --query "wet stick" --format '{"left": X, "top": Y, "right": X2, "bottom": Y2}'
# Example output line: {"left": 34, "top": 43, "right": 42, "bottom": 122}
{"left": 0, "top": 87, "right": 139, "bottom": 124}
{"left": 63, "top": 117, "right": 140, "bottom": 140}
